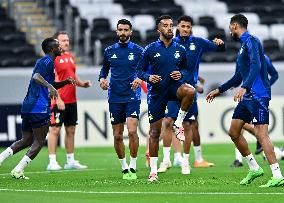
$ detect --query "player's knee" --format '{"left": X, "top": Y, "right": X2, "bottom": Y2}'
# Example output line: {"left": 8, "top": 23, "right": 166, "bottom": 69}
{"left": 150, "top": 129, "right": 160, "bottom": 140}
{"left": 183, "top": 85, "right": 195, "bottom": 98}
{"left": 183, "top": 122, "right": 191, "bottom": 131}
{"left": 128, "top": 129, "right": 138, "bottom": 139}
{"left": 113, "top": 134, "right": 123, "bottom": 142}
{"left": 163, "top": 118, "right": 173, "bottom": 128}
{"left": 228, "top": 129, "right": 240, "bottom": 141}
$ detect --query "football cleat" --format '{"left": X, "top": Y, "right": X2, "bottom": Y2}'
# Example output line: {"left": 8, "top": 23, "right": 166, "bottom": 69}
{"left": 157, "top": 161, "right": 172, "bottom": 173}
{"left": 11, "top": 169, "right": 29, "bottom": 180}
{"left": 172, "top": 124, "right": 185, "bottom": 142}
{"left": 240, "top": 167, "right": 264, "bottom": 185}
{"left": 259, "top": 177, "right": 284, "bottom": 187}
{"left": 148, "top": 173, "right": 158, "bottom": 182}
{"left": 64, "top": 160, "right": 88, "bottom": 170}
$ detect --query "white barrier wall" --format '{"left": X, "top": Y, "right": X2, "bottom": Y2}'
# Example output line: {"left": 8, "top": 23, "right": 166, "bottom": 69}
{"left": 68, "top": 97, "right": 284, "bottom": 147}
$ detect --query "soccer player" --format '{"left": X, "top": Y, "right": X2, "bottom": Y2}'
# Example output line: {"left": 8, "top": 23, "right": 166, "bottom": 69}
{"left": 99, "top": 19, "right": 143, "bottom": 180}
{"left": 136, "top": 15, "right": 195, "bottom": 182}
{"left": 158, "top": 15, "right": 225, "bottom": 174}
{"left": 231, "top": 54, "right": 279, "bottom": 167}
{"left": 0, "top": 38, "right": 75, "bottom": 179}
{"left": 47, "top": 31, "right": 91, "bottom": 171}
{"left": 206, "top": 14, "right": 284, "bottom": 187}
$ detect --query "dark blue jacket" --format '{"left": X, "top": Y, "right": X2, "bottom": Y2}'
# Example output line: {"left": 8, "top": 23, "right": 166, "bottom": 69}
{"left": 99, "top": 41, "right": 143, "bottom": 103}
{"left": 21, "top": 55, "right": 55, "bottom": 114}
{"left": 218, "top": 31, "right": 271, "bottom": 100}
{"left": 136, "top": 39, "right": 187, "bottom": 97}
{"left": 174, "top": 35, "right": 224, "bottom": 86}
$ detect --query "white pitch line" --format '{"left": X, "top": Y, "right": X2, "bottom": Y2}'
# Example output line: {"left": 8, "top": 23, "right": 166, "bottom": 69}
{"left": 0, "top": 168, "right": 105, "bottom": 176}
{"left": 0, "top": 189, "right": 284, "bottom": 195}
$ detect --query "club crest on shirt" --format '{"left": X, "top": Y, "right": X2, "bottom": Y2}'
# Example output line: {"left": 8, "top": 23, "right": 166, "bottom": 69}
{"left": 174, "top": 51, "right": 180, "bottom": 59}
{"left": 154, "top": 53, "right": 160, "bottom": 58}
{"left": 189, "top": 43, "right": 196, "bottom": 51}
{"left": 128, "top": 52, "right": 134, "bottom": 61}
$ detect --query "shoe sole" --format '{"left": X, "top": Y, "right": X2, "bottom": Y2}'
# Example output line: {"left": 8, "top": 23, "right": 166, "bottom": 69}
{"left": 241, "top": 173, "right": 264, "bottom": 185}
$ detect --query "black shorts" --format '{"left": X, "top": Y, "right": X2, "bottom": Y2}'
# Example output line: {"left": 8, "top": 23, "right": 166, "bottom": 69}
{"left": 50, "top": 102, "right": 78, "bottom": 127}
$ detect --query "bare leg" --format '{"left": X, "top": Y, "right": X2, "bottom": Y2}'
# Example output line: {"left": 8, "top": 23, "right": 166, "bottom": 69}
{"left": 10, "top": 131, "right": 34, "bottom": 154}
{"left": 65, "top": 125, "right": 76, "bottom": 154}
{"left": 183, "top": 122, "right": 192, "bottom": 154}
{"left": 48, "top": 126, "right": 61, "bottom": 154}
{"left": 162, "top": 117, "right": 174, "bottom": 148}
{"left": 228, "top": 119, "right": 250, "bottom": 157}
{"left": 126, "top": 117, "right": 139, "bottom": 158}
{"left": 255, "top": 124, "right": 276, "bottom": 165}
{"left": 113, "top": 124, "right": 125, "bottom": 159}
{"left": 27, "top": 124, "right": 49, "bottom": 159}
{"left": 192, "top": 120, "right": 200, "bottom": 146}
{"left": 176, "top": 84, "right": 195, "bottom": 111}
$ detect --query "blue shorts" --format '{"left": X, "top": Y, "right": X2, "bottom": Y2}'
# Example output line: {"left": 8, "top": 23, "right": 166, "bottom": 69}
{"left": 165, "top": 99, "right": 198, "bottom": 122}
{"left": 232, "top": 98, "right": 269, "bottom": 125}
{"left": 148, "top": 81, "right": 183, "bottom": 123}
{"left": 21, "top": 113, "right": 50, "bottom": 132}
{"left": 109, "top": 100, "right": 141, "bottom": 125}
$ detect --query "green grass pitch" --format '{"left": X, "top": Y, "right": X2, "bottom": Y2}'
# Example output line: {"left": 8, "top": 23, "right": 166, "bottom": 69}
{"left": 0, "top": 143, "right": 284, "bottom": 203}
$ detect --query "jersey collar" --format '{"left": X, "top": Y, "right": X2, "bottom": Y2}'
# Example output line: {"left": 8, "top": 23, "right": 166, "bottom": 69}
{"left": 239, "top": 31, "right": 250, "bottom": 43}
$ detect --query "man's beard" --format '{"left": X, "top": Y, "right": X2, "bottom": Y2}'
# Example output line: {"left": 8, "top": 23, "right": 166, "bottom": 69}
{"left": 231, "top": 33, "right": 239, "bottom": 42}
{"left": 119, "top": 35, "right": 130, "bottom": 43}
{"left": 162, "top": 32, "right": 173, "bottom": 40}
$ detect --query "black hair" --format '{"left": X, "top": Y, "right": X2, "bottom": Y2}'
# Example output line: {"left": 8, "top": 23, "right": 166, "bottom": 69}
{"left": 117, "top": 19, "right": 132, "bottom": 29}
{"left": 230, "top": 14, "right": 248, "bottom": 29}
{"left": 41, "top": 37, "right": 57, "bottom": 54}
{"left": 53, "top": 31, "right": 68, "bottom": 39}
{"left": 156, "top": 15, "right": 173, "bottom": 29}
{"left": 177, "top": 15, "right": 194, "bottom": 25}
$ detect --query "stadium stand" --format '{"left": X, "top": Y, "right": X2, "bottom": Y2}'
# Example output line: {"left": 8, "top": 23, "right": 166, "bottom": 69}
{"left": 1, "top": 0, "right": 284, "bottom": 66}
{"left": 0, "top": 3, "right": 38, "bottom": 67}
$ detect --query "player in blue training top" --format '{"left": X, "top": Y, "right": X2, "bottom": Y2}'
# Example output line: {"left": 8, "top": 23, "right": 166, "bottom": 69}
{"left": 0, "top": 38, "right": 75, "bottom": 179}
{"left": 158, "top": 15, "right": 225, "bottom": 174}
{"left": 231, "top": 54, "right": 279, "bottom": 167}
{"left": 206, "top": 14, "right": 284, "bottom": 187}
{"left": 99, "top": 19, "right": 143, "bottom": 180}
{"left": 136, "top": 15, "right": 195, "bottom": 182}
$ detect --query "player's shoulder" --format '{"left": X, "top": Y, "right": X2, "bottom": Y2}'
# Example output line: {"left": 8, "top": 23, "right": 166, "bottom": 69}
{"left": 174, "top": 41, "right": 186, "bottom": 51}
{"left": 129, "top": 41, "right": 144, "bottom": 52}
{"left": 144, "top": 41, "right": 158, "bottom": 51}
{"left": 104, "top": 43, "right": 118, "bottom": 52}
{"left": 38, "top": 55, "right": 53, "bottom": 67}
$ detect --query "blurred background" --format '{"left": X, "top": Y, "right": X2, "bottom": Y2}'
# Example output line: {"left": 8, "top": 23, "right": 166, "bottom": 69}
{"left": 0, "top": 0, "right": 284, "bottom": 147}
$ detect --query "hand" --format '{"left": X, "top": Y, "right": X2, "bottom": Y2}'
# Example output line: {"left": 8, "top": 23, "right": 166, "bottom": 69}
{"left": 234, "top": 88, "right": 246, "bottom": 102}
{"left": 82, "top": 80, "right": 92, "bottom": 88}
{"left": 66, "top": 76, "right": 76, "bottom": 85}
{"left": 196, "top": 84, "right": 204, "bottom": 94}
{"left": 170, "top": 71, "right": 182, "bottom": 80}
{"left": 213, "top": 38, "right": 224, "bottom": 46}
{"left": 48, "top": 85, "right": 58, "bottom": 100}
{"left": 206, "top": 89, "right": 220, "bottom": 103}
{"left": 198, "top": 76, "right": 205, "bottom": 85}
{"left": 131, "top": 78, "right": 142, "bottom": 90}
{"left": 57, "top": 98, "right": 65, "bottom": 110}
{"left": 99, "top": 78, "right": 109, "bottom": 90}
{"left": 149, "top": 75, "right": 162, "bottom": 83}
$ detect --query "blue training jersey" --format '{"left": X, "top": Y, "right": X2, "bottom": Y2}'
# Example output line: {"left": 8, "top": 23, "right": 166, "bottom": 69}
{"left": 218, "top": 31, "right": 271, "bottom": 100}
{"left": 136, "top": 39, "right": 187, "bottom": 97}
{"left": 173, "top": 35, "right": 224, "bottom": 86}
{"left": 21, "top": 55, "right": 55, "bottom": 114}
{"left": 99, "top": 41, "right": 143, "bottom": 103}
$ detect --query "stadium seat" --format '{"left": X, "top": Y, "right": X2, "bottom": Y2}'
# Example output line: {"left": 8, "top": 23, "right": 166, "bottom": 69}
{"left": 208, "top": 28, "right": 226, "bottom": 41}
{"left": 263, "top": 39, "right": 280, "bottom": 54}
{"left": 192, "top": 25, "right": 209, "bottom": 39}
{"left": 108, "top": 15, "right": 132, "bottom": 30}
{"left": 270, "top": 24, "right": 284, "bottom": 47}
{"left": 247, "top": 24, "right": 270, "bottom": 42}
{"left": 132, "top": 15, "right": 155, "bottom": 40}
{"left": 145, "top": 29, "right": 158, "bottom": 44}
{"left": 205, "top": 1, "right": 228, "bottom": 15}
{"left": 198, "top": 16, "right": 217, "bottom": 29}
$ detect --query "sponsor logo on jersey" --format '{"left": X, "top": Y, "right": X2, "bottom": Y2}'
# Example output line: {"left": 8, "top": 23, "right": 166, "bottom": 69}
{"left": 111, "top": 54, "right": 117, "bottom": 59}
{"left": 154, "top": 53, "right": 160, "bottom": 58}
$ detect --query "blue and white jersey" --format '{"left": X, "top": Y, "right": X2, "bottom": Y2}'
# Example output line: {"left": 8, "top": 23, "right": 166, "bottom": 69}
{"left": 21, "top": 55, "right": 55, "bottom": 114}
{"left": 219, "top": 31, "right": 271, "bottom": 100}
{"left": 136, "top": 39, "right": 188, "bottom": 97}
{"left": 99, "top": 41, "right": 143, "bottom": 103}
{"left": 174, "top": 35, "right": 224, "bottom": 86}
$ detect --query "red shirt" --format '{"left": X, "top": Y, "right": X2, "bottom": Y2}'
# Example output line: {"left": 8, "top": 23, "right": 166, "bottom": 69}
{"left": 52, "top": 52, "right": 77, "bottom": 106}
